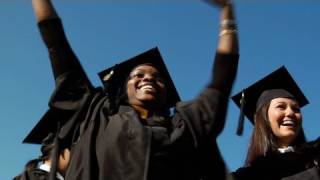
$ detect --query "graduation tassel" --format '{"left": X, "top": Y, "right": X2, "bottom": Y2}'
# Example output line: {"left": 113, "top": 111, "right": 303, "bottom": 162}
{"left": 236, "top": 91, "right": 245, "bottom": 136}
{"left": 49, "top": 122, "right": 61, "bottom": 180}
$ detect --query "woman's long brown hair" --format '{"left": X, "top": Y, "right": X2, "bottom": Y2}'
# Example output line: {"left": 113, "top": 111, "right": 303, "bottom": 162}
{"left": 245, "top": 101, "right": 307, "bottom": 166}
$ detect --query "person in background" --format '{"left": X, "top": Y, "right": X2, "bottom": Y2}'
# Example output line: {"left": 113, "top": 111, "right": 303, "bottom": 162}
{"left": 31, "top": 0, "right": 239, "bottom": 179}
{"left": 14, "top": 127, "right": 70, "bottom": 180}
{"left": 231, "top": 66, "right": 320, "bottom": 180}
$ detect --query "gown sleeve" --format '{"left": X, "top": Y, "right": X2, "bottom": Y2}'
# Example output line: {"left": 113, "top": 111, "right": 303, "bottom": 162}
{"left": 175, "top": 52, "right": 239, "bottom": 139}
{"left": 173, "top": 52, "right": 238, "bottom": 180}
{"left": 38, "top": 18, "right": 95, "bottom": 111}
{"left": 36, "top": 18, "right": 105, "bottom": 150}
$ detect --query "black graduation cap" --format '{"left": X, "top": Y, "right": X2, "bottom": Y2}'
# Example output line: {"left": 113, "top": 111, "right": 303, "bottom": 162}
{"left": 232, "top": 66, "right": 309, "bottom": 135}
{"left": 23, "top": 108, "right": 73, "bottom": 147}
{"left": 23, "top": 109, "right": 60, "bottom": 144}
{"left": 23, "top": 109, "right": 73, "bottom": 180}
{"left": 98, "top": 47, "right": 180, "bottom": 108}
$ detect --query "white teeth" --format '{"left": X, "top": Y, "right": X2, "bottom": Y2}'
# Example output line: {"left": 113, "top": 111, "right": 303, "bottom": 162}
{"left": 140, "top": 85, "right": 155, "bottom": 91}
{"left": 282, "top": 120, "right": 295, "bottom": 126}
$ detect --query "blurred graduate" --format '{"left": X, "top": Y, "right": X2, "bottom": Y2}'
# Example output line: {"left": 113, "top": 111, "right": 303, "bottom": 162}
{"left": 14, "top": 111, "right": 71, "bottom": 180}
{"left": 30, "top": 0, "right": 239, "bottom": 179}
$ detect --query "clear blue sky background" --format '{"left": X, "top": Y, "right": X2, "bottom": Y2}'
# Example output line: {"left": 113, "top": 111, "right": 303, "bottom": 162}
{"left": 1, "top": 0, "right": 320, "bottom": 179}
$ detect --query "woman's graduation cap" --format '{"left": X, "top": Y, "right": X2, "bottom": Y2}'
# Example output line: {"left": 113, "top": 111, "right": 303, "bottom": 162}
{"left": 232, "top": 66, "right": 309, "bottom": 135}
{"left": 23, "top": 109, "right": 73, "bottom": 180}
{"left": 98, "top": 47, "right": 180, "bottom": 108}
{"left": 23, "top": 109, "right": 61, "bottom": 144}
{"left": 23, "top": 109, "right": 73, "bottom": 146}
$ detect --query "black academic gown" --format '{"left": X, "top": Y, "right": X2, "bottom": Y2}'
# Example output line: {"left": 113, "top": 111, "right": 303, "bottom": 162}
{"left": 37, "top": 18, "right": 239, "bottom": 180}
{"left": 232, "top": 138, "right": 320, "bottom": 180}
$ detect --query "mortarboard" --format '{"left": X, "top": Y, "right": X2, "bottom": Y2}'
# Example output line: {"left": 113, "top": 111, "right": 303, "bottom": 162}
{"left": 23, "top": 109, "right": 73, "bottom": 180}
{"left": 232, "top": 66, "right": 309, "bottom": 135}
{"left": 23, "top": 109, "right": 60, "bottom": 144}
{"left": 98, "top": 47, "right": 180, "bottom": 108}
{"left": 23, "top": 109, "right": 72, "bottom": 146}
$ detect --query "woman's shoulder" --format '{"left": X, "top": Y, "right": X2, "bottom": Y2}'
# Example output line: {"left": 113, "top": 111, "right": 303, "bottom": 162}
{"left": 231, "top": 165, "right": 263, "bottom": 180}
{"left": 295, "top": 137, "right": 320, "bottom": 156}
{"left": 307, "top": 137, "right": 320, "bottom": 148}
{"left": 232, "top": 157, "right": 278, "bottom": 179}
{"left": 232, "top": 151, "right": 308, "bottom": 180}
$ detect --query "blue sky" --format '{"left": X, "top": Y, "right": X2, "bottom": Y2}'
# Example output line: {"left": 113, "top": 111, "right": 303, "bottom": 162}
{"left": 1, "top": 0, "right": 320, "bottom": 179}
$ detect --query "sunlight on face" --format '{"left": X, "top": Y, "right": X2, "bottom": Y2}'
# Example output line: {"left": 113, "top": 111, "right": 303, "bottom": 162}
{"left": 126, "top": 65, "right": 167, "bottom": 108}
{"left": 268, "top": 97, "right": 302, "bottom": 148}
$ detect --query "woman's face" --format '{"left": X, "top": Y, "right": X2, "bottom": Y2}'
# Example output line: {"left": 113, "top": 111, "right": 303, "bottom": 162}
{"left": 127, "top": 65, "right": 167, "bottom": 108}
{"left": 267, "top": 97, "right": 302, "bottom": 147}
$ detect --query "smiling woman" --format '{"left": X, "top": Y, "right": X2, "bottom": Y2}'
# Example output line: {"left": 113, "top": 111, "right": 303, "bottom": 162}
{"left": 268, "top": 97, "right": 302, "bottom": 148}
{"left": 231, "top": 66, "right": 320, "bottom": 180}
{"left": 24, "top": 0, "right": 240, "bottom": 180}
{"left": 126, "top": 65, "right": 168, "bottom": 112}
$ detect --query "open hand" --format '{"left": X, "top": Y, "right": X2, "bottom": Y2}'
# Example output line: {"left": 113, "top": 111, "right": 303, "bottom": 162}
{"left": 205, "top": 0, "right": 232, "bottom": 7}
